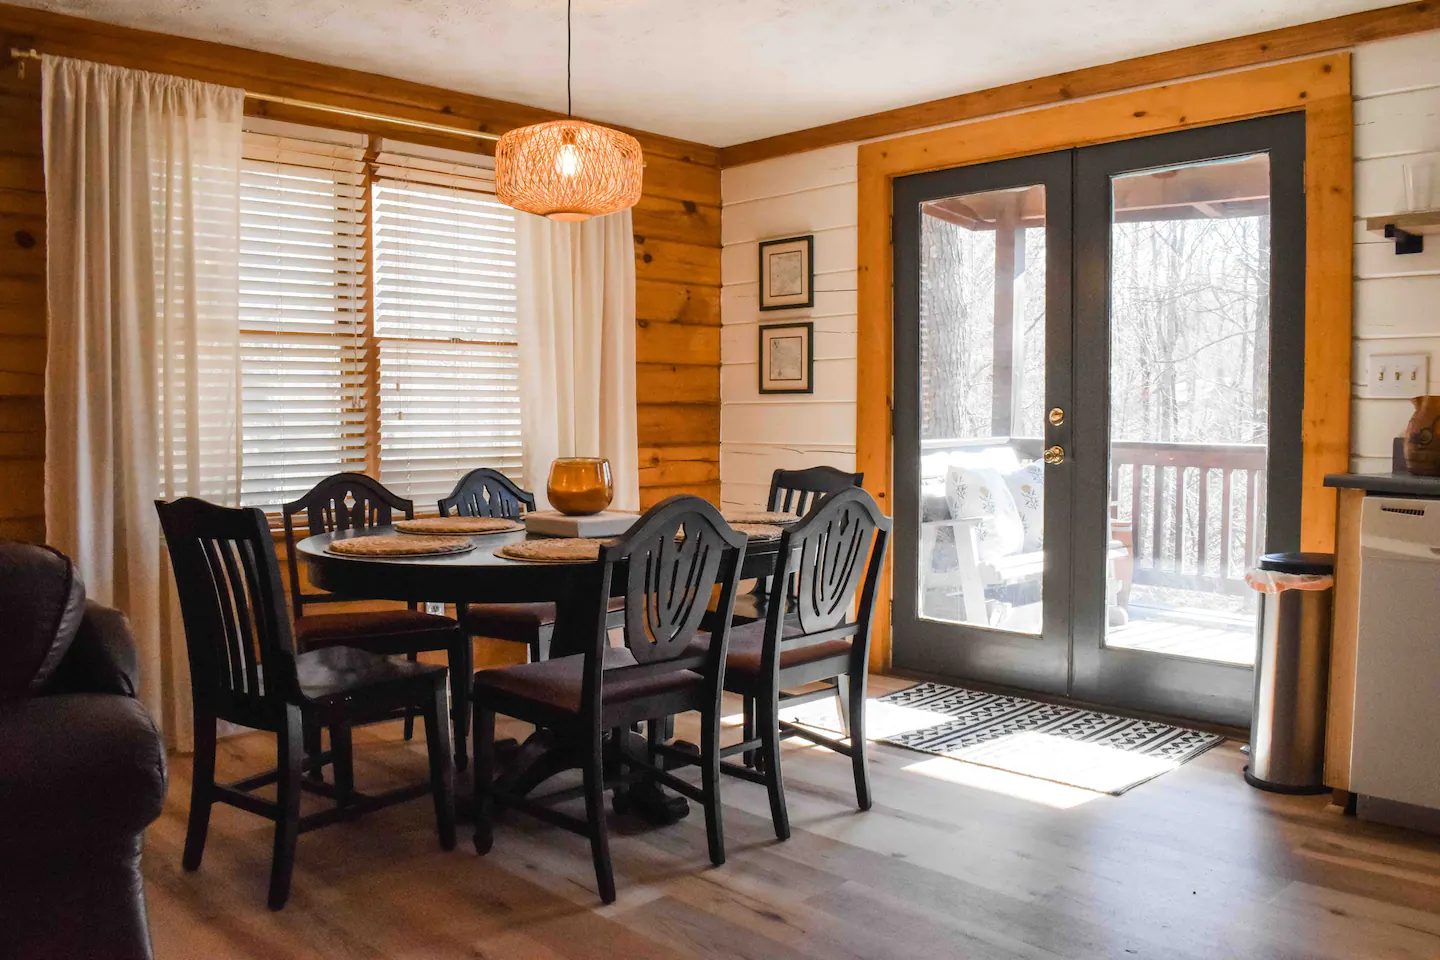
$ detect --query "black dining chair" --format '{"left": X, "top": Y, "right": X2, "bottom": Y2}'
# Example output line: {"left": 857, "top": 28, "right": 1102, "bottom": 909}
{"left": 156, "top": 497, "right": 456, "bottom": 910}
{"left": 767, "top": 465, "right": 865, "bottom": 516}
{"left": 714, "top": 487, "right": 890, "bottom": 840}
{"left": 282, "top": 472, "right": 466, "bottom": 759}
{"left": 469, "top": 495, "right": 748, "bottom": 903}
{"left": 439, "top": 469, "right": 627, "bottom": 730}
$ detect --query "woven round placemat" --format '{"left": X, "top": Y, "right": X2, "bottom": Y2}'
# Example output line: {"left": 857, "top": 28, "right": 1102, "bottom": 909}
{"left": 495, "top": 538, "right": 610, "bottom": 563}
{"left": 394, "top": 516, "right": 522, "bottom": 536}
{"left": 732, "top": 523, "right": 785, "bottom": 541}
{"left": 326, "top": 535, "right": 476, "bottom": 558}
{"left": 723, "top": 510, "right": 800, "bottom": 526}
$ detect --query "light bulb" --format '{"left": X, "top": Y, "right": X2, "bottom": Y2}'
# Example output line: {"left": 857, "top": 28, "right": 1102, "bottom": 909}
{"left": 555, "top": 142, "right": 581, "bottom": 179}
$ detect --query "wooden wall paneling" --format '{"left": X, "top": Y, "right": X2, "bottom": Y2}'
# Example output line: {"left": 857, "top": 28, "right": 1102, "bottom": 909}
{"left": 720, "top": 1, "right": 1438, "bottom": 167}
{"left": 1325, "top": 486, "right": 1364, "bottom": 791}
{"left": 0, "top": 0, "right": 725, "bottom": 522}
{"left": 855, "top": 55, "right": 1353, "bottom": 669}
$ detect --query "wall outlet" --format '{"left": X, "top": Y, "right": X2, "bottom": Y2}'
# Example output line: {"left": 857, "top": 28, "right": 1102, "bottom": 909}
{"left": 425, "top": 601, "right": 447, "bottom": 616}
{"left": 1367, "top": 353, "right": 1430, "bottom": 398}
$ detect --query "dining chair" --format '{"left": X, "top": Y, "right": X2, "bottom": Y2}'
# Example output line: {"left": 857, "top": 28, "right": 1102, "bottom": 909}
{"left": 156, "top": 497, "right": 456, "bottom": 910}
{"left": 282, "top": 472, "right": 466, "bottom": 759}
{"left": 715, "top": 486, "right": 890, "bottom": 840}
{"left": 439, "top": 468, "right": 627, "bottom": 705}
{"left": 470, "top": 494, "right": 747, "bottom": 904}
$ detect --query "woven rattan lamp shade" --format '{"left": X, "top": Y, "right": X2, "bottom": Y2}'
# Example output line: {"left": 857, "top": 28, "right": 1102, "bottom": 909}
{"left": 495, "top": 119, "right": 643, "bottom": 221}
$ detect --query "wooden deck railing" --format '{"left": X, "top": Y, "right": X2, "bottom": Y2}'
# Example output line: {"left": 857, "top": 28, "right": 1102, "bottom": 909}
{"left": 1110, "top": 441, "right": 1266, "bottom": 596}
{"left": 918, "top": 437, "right": 1267, "bottom": 597}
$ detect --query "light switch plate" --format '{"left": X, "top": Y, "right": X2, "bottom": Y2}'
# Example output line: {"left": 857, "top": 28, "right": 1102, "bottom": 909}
{"left": 1367, "top": 353, "right": 1430, "bottom": 398}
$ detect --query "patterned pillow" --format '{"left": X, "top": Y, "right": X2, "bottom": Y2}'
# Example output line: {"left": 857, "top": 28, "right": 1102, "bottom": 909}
{"left": 943, "top": 464, "right": 1024, "bottom": 562}
{"left": 1004, "top": 460, "right": 1045, "bottom": 552}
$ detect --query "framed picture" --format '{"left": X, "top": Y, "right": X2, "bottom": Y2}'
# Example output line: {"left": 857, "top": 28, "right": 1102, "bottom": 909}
{"left": 758, "top": 322, "right": 814, "bottom": 394}
{"left": 758, "top": 235, "right": 814, "bottom": 311}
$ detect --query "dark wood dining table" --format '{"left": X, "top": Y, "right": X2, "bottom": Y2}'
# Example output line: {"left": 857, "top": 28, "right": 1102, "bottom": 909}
{"left": 297, "top": 524, "right": 781, "bottom": 823}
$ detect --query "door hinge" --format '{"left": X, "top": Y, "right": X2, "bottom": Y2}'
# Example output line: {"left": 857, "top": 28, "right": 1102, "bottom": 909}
{"left": 890, "top": 215, "right": 896, "bottom": 246}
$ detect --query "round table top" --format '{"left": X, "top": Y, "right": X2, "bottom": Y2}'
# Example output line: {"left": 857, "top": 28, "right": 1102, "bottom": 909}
{"left": 296, "top": 524, "right": 779, "bottom": 604}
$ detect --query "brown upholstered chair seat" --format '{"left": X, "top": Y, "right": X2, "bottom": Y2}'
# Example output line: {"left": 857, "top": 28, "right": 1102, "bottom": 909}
{"left": 293, "top": 609, "right": 459, "bottom": 654}
{"left": 689, "top": 618, "right": 852, "bottom": 689}
{"left": 473, "top": 646, "right": 703, "bottom": 718}
{"left": 462, "top": 597, "right": 626, "bottom": 645}
{"left": 295, "top": 645, "right": 450, "bottom": 706}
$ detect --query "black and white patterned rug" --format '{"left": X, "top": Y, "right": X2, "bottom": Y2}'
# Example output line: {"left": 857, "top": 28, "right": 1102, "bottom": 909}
{"left": 783, "top": 682, "right": 1225, "bottom": 795}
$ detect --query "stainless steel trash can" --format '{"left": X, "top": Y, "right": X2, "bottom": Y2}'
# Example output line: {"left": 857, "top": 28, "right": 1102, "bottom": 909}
{"left": 1245, "top": 552, "right": 1334, "bottom": 794}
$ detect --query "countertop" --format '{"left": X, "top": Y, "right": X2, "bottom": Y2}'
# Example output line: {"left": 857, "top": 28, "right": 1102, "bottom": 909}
{"left": 1324, "top": 472, "right": 1440, "bottom": 496}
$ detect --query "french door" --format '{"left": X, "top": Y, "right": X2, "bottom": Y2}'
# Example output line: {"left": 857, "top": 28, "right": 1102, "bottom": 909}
{"left": 890, "top": 114, "right": 1305, "bottom": 728}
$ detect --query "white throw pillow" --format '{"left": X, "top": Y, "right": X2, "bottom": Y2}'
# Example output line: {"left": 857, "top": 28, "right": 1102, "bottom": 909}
{"left": 943, "top": 464, "right": 1024, "bottom": 562}
{"left": 1004, "top": 460, "right": 1045, "bottom": 552}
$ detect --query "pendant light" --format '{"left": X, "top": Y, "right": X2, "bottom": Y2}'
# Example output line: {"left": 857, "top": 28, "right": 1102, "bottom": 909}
{"left": 495, "top": 0, "right": 643, "bottom": 221}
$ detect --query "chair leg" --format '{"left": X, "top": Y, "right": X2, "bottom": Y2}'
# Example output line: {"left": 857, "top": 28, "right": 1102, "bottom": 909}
{"left": 330, "top": 723, "right": 354, "bottom": 806}
{"left": 701, "top": 702, "right": 726, "bottom": 867}
{"left": 422, "top": 678, "right": 457, "bottom": 851}
{"left": 836, "top": 674, "right": 852, "bottom": 738}
{"left": 451, "top": 634, "right": 473, "bottom": 772}
{"left": 269, "top": 708, "right": 304, "bottom": 911}
{"left": 742, "top": 696, "right": 757, "bottom": 769}
{"left": 530, "top": 624, "right": 553, "bottom": 663}
{"left": 758, "top": 693, "right": 791, "bottom": 842}
{"left": 472, "top": 706, "right": 496, "bottom": 855}
{"left": 583, "top": 734, "right": 616, "bottom": 903}
{"left": 402, "top": 651, "right": 419, "bottom": 741}
{"left": 303, "top": 714, "right": 323, "bottom": 782}
{"left": 847, "top": 669, "right": 872, "bottom": 811}
{"left": 182, "top": 712, "right": 217, "bottom": 872}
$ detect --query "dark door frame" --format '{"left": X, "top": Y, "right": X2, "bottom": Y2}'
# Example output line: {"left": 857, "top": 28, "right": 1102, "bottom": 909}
{"left": 890, "top": 113, "right": 1307, "bottom": 727}
{"left": 891, "top": 149, "right": 1074, "bottom": 694}
{"left": 1068, "top": 113, "right": 1307, "bottom": 726}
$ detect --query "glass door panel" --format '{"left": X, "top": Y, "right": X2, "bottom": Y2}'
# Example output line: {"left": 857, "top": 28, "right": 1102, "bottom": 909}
{"left": 917, "top": 185, "right": 1047, "bottom": 633}
{"left": 1104, "top": 155, "right": 1271, "bottom": 667}
{"left": 892, "top": 149, "right": 1073, "bottom": 696}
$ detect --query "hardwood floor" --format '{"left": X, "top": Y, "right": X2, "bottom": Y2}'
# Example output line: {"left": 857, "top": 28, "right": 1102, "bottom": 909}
{"left": 143, "top": 676, "right": 1440, "bottom": 960}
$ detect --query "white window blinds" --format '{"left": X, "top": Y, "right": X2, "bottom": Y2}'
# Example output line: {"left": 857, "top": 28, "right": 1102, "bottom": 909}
{"left": 239, "top": 119, "right": 368, "bottom": 507}
{"left": 371, "top": 141, "right": 522, "bottom": 503}
{"left": 236, "top": 124, "right": 522, "bottom": 512}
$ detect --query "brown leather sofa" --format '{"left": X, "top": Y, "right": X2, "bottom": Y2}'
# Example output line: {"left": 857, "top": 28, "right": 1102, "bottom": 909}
{"left": 0, "top": 542, "right": 167, "bottom": 960}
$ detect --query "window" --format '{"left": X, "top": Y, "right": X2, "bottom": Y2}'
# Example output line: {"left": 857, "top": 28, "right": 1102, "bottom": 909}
{"left": 238, "top": 120, "right": 521, "bottom": 510}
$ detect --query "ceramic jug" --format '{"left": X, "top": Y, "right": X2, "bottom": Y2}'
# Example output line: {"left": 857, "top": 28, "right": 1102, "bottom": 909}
{"left": 1403, "top": 396, "right": 1440, "bottom": 476}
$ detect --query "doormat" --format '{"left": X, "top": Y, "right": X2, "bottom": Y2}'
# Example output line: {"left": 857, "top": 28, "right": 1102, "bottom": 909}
{"left": 782, "top": 682, "right": 1225, "bottom": 796}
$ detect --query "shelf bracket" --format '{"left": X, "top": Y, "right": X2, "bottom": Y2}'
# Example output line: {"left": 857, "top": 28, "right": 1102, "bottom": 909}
{"left": 1384, "top": 223, "right": 1424, "bottom": 255}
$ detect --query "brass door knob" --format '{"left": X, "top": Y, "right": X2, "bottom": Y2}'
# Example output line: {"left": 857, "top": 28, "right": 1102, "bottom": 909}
{"left": 1048, "top": 407, "right": 1065, "bottom": 426}
{"left": 1044, "top": 445, "right": 1065, "bottom": 465}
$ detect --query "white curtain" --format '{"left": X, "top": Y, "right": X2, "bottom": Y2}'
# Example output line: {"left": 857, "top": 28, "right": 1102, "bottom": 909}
{"left": 42, "top": 57, "right": 244, "bottom": 750}
{"left": 516, "top": 210, "right": 640, "bottom": 511}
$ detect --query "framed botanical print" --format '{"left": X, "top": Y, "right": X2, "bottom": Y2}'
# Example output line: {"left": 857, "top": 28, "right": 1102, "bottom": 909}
{"left": 758, "top": 322, "right": 814, "bottom": 394}
{"left": 757, "top": 235, "right": 814, "bottom": 310}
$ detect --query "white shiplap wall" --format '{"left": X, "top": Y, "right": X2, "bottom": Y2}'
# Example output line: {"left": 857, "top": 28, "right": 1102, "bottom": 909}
{"left": 719, "top": 143, "right": 860, "bottom": 508}
{"left": 1352, "top": 31, "right": 1440, "bottom": 472}
{"left": 719, "top": 31, "right": 1440, "bottom": 503}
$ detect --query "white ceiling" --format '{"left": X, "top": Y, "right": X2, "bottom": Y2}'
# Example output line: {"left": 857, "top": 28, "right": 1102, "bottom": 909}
{"left": 18, "top": 0, "right": 1396, "bottom": 146}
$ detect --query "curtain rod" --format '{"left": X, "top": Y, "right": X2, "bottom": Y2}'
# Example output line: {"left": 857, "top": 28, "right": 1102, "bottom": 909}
{"left": 8, "top": 47, "right": 502, "bottom": 142}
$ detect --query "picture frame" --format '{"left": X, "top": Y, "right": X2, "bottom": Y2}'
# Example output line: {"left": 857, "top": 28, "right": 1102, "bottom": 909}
{"left": 758, "top": 322, "right": 814, "bottom": 395}
{"left": 757, "top": 235, "right": 814, "bottom": 311}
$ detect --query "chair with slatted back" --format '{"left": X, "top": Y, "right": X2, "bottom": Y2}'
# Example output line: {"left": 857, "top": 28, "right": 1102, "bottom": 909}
{"left": 714, "top": 486, "right": 890, "bottom": 840}
{"left": 767, "top": 465, "right": 865, "bottom": 517}
{"left": 155, "top": 497, "right": 455, "bottom": 910}
{"left": 282, "top": 473, "right": 465, "bottom": 757}
{"left": 470, "top": 495, "right": 747, "bottom": 904}
{"left": 439, "top": 468, "right": 627, "bottom": 747}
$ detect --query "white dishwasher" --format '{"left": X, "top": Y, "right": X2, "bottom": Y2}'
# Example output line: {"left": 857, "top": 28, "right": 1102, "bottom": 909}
{"left": 1350, "top": 496, "right": 1440, "bottom": 811}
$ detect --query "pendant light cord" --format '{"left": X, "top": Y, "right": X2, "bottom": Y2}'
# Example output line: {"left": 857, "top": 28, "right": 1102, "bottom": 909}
{"left": 566, "top": 0, "right": 573, "bottom": 117}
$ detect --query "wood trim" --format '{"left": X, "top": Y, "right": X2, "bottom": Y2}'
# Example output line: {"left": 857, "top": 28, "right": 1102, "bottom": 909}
{"left": 1325, "top": 486, "right": 1364, "bottom": 791}
{"left": 722, "top": 3, "right": 1426, "bottom": 167}
{"left": 856, "top": 55, "right": 1353, "bottom": 670}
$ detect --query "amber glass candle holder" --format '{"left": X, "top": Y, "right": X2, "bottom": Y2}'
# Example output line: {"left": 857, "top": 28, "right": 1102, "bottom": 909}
{"left": 547, "top": 457, "right": 614, "bottom": 515}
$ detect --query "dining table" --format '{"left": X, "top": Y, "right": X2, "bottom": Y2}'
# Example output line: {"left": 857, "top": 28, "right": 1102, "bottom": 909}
{"left": 297, "top": 523, "right": 783, "bottom": 824}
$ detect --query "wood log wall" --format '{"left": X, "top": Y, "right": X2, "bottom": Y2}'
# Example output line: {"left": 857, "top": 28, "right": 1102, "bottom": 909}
{"left": 0, "top": 3, "right": 721, "bottom": 542}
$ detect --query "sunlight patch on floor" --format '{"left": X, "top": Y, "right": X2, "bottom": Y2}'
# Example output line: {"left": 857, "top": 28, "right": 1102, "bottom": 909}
{"left": 901, "top": 754, "right": 1100, "bottom": 809}
{"left": 950, "top": 730, "right": 1181, "bottom": 795}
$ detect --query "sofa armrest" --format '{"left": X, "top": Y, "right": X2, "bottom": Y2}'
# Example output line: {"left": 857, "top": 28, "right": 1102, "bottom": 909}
{"left": 42, "top": 601, "right": 140, "bottom": 698}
